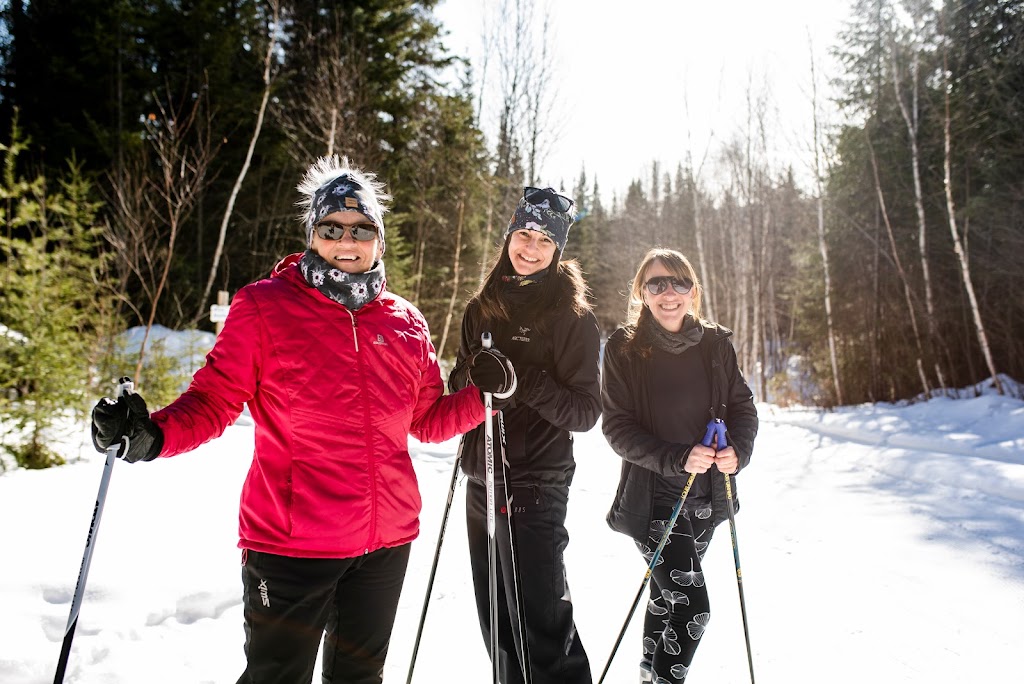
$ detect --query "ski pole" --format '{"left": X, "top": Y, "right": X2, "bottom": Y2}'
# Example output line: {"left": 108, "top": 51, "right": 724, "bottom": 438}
{"left": 598, "top": 419, "right": 724, "bottom": 684}
{"left": 721, "top": 446, "right": 755, "bottom": 683}
{"left": 481, "top": 332, "right": 500, "bottom": 684}
{"left": 54, "top": 376, "right": 134, "bottom": 684}
{"left": 497, "top": 410, "right": 533, "bottom": 684}
{"left": 706, "top": 413, "right": 756, "bottom": 683}
{"left": 405, "top": 439, "right": 464, "bottom": 684}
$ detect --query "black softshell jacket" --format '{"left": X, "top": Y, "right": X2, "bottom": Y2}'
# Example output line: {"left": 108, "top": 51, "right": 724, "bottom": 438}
{"left": 602, "top": 321, "right": 758, "bottom": 540}
{"left": 449, "top": 296, "right": 602, "bottom": 487}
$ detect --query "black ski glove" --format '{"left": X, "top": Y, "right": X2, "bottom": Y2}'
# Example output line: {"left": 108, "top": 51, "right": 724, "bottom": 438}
{"left": 91, "top": 392, "right": 164, "bottom": 463}
{"left": 468, "top": 347, "right": 518, "bottom": 399}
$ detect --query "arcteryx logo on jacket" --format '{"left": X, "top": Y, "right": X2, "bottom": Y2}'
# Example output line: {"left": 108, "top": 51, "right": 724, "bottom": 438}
{"left": 449, "top": 298, "right": 602, "bottom": 487}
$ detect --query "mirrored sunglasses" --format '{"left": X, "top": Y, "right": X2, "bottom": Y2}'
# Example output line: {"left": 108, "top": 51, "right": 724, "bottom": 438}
{"left": 524, "top": 186, "right": 574, "bottom": 214}
{"left": 315, "top": 222, "right": 379, "bottom": 242}
{"left": 645, "top": 275, "right": 694, "bottom": 296}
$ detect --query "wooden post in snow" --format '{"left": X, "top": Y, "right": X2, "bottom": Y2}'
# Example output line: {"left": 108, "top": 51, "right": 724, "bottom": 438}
{"left": 211, "top": 290, "right": 231, "bottom": 336}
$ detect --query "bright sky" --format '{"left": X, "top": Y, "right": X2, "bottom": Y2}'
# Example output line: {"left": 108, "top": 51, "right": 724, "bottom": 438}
{"left": 435, "top": 0, "right": 852, "bottom": 200}
{"left": 2, "top": 330, "right": 1023, "bottom": 683}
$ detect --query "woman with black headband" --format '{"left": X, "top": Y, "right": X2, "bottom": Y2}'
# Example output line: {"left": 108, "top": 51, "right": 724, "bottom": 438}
{"left": 449, "top": 186, "right": 602, "bottom": 684}
{"left": 601, "top": 247, "right": 758, "bottom": 683}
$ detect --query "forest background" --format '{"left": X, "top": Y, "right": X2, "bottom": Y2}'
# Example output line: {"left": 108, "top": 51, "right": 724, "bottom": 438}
{"left": 1, "top": 0, "right": 1022, "bottom": 469}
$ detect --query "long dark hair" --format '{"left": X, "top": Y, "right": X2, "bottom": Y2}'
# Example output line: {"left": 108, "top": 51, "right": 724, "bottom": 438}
{"left": 473, "top": 235, "right": 591, "bottom": 332}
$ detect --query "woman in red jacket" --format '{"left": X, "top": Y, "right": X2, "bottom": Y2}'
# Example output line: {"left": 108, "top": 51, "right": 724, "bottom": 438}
{"left": 90, "top": 157, "right": 510, "bottom": 684}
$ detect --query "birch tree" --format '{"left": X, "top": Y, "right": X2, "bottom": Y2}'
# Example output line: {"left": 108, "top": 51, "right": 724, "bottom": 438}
{"left": 867, "top": 133, "right": 930, "bottom": 396}
{"left": 890, "top": 0, "right": 941, "bottom": 384}
{"left": 195, "top": 0, "right": 279, "bottom": 322}
{"left": 940, "top": 27, "right": 1002, "bottom": 395}
{"left": 684, "top": 88, "right": 716, "bottom": 322}
{"left": 810, "top": 43, "right": 843, "bottom": 405}
{"left": 477, "top": 0, "right": 561, "bottom": 275}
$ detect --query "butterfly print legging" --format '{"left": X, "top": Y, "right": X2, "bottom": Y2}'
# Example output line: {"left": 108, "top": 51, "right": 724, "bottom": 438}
{"left": 634, "top": 505, "right": 717, "bottom": 683}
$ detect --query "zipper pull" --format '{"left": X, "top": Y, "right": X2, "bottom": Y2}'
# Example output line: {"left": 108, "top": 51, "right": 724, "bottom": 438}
{"left": 349, "top": 310, "right": 359, "bottom": 352}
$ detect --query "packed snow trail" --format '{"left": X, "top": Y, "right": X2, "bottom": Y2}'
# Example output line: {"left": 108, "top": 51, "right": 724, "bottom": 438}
{"left": 1, "top": 393, "right": 1022, "bottom": 683}
{"left": 401, "top": 405, "right": 1024, "bottom": 683}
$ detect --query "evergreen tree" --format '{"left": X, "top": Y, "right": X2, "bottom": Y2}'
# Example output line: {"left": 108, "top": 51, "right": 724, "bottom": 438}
{"left": 0, "top": 121, "right": 114, "bottom": 468}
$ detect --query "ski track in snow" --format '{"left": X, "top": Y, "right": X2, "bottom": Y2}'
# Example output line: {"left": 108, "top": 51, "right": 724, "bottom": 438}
{"left": 763, "top": 401, "right": 1024, "bottom": 500}
{"left": 763, "top": 397, "right": 1024, "bottom": 463}
{"left": 761, "top": 406, "right": 1024, "bottom": 581}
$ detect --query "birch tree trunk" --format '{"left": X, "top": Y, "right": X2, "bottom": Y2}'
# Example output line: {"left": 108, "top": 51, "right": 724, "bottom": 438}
{"left": 690, "top": 174, "right": 714, "bottom": 321}
{"left": 684, "top": 93, "right": 715, "bottom": 320}
{"left": 479, "top": 193, "right": 494, "bottom": 284}
{"left": 757, "top": 198, "right": 772, "bottom": 402}
{"left": 890, "top": 20, "right": 938, "bottom": 353}
{"left": 810, "top": 43, "right": 843, "bottom": 404}
{"left": 437, "top": 195, "right": 467, "bottom": 360}
{"left": 525, "top": 7, "right": 557, "bottom": 187}
{"left": 867, "top": 133, "right": 930, "bottom": 396}
{"left": 195, "top": 0, "right": 278, "bottom": 322}
{"left": 412, "top": 215, "right": 426, "bottom": 305}
{"left": 941, "top": 46, "right": 1003, "bottom": 395}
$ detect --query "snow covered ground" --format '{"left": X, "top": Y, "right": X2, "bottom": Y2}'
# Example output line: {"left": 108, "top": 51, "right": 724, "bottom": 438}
{"left": 1, "top": 373, "right": 1022, "bottom": 683}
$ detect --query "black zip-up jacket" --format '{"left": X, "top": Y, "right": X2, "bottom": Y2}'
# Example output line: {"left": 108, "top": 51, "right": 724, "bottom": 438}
{"left": 602, "top": 321, "right": 758, "bottom": 540}
{"left": 449, "top": 289, "right": 602, "bottom": 487}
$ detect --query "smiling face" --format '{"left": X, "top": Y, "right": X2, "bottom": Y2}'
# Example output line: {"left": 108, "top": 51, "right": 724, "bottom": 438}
{"left": 641, "top": 258, "right": 693, "bottom": 333}
{"left": 508, "top": 229, "right": 557, "bottom": 276}
{"left": 311, "top": 211, "right": 383, "bottom": 274}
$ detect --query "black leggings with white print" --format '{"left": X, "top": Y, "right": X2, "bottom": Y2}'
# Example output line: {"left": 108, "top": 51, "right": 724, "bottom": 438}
{"left": 636, "top": 504, "right": 717, "bottom": 683}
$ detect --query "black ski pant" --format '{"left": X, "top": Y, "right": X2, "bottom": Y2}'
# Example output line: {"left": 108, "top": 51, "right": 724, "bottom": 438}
{"left": 636, "top": 505, "right": 716, "bottom": 683}
{"left": 235, "top": 544, "right": 410, "bottom": 684}
{"left": 466, "top": 480, "right": 593, "bottom": 684}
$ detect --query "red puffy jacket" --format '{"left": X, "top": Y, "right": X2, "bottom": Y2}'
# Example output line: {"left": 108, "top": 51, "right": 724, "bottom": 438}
{"left": 151, "top": 254, "right": 485, "bottom": 558}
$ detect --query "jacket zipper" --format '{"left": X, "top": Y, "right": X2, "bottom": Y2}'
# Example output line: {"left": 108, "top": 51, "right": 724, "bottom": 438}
{"left": 348, "top": 309, "right": 360, "bottom": 352}
{"left": 347, "top": 308, "right": 374, "bottom": 553}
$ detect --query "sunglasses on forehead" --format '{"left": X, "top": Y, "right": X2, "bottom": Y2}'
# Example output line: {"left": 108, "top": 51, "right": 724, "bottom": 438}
{"left": 524, "top": 186, "right": 574, "bottom": 214}
{"left": 644, "top": 275, "right": 694, "bottom": 296}
{"left": 314, "top": 221, "right": 379, "bottom": 242}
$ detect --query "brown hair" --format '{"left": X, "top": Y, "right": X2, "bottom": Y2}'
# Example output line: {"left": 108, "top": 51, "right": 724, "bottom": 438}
{"left": 473, "top": 235, "right": 591, "bottom": 331}
{"left": 623, "top": 248, "right": 704, "bottom": 356}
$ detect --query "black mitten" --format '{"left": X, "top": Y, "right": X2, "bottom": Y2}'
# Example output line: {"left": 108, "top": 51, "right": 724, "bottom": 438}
{"left": 91, "top": 392, "right": 164, "bottom": 462}
{"left": 468, "top": 347, "right": 518, "bottom": 399}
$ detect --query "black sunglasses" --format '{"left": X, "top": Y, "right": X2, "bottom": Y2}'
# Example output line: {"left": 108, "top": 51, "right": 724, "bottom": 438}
{"left": 524, "top": 186, "right": 574, "bottom": 214}
{"left": 644, "top": 275, "right": 694, "bottom": 296}
{"left": 315, "top": 221, "right": 379, "bottom": 242}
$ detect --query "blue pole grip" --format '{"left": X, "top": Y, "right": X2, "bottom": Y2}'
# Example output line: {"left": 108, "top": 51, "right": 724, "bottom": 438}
{"left": 701, "top": 418, "right": 727, "bottom": 449}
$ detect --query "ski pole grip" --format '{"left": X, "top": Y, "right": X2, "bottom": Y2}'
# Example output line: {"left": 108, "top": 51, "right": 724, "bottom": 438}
{"left": 701, "top": 420, "right": 716, "bottom": 448}
{"left": 107, "top": 377, "right": 136, "bottom": 460}
{"left": 115, "top": 376, "right": 135, "bottom": 398}
{"left": 701, "top": 418, "right": 728, "bottom": 450}
{"left": 716, "top": 420, "right": 728, "bottom": 450}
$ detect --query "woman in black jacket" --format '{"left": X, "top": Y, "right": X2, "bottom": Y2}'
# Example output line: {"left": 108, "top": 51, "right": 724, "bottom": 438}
{"left": 602, "top": 248, "right": 758, "bottom": 683}
{"left": 449, "top": 186, "right": 601, "bottom": 684}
